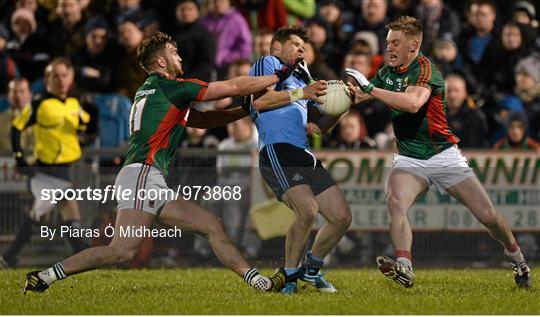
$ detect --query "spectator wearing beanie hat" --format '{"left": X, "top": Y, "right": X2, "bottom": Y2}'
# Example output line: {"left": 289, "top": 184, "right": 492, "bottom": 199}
{"left": 7, "top": 8, "right": 50, "bottom": 83}
{"left": 512, "top": 1, "right": 538, "bottom": 28}
{"left": 513, "top": 54, "right": 540, "bottom": 141}
{"left": 72, "top": 16, "right": 119, "bottom": 93}
{"left": 493, "top": 111, "right": 540, "bottom": 150}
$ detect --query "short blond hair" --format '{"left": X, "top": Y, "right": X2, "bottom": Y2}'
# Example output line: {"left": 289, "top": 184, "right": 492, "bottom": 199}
{"left": 386, "top": 16, "right": 423, "bottom": 39}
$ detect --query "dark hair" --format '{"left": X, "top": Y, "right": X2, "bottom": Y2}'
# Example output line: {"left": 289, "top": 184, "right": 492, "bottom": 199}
{"left": 386, "top": 15, "right": 423, "bottom": 38}
{"left": 271, "top": 25, "right": 309, "bottom": 46}
{"left": 137, "top": 31, "right": 176, "bottom": 72}
{"left": 177, "top": 0, "right": 200, "bottom": 9}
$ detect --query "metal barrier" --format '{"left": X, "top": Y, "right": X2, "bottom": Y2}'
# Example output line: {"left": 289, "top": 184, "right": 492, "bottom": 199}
{"left": 0, "top": 148, "right": 538, "bottom": 267}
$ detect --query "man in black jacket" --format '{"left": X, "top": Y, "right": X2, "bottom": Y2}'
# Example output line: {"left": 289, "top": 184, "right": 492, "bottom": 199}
{"left": 173, "top": 0, "right": 216, "bottom": 82}
{"left": 446, "top": 73, "right": 488, "bottom": 148}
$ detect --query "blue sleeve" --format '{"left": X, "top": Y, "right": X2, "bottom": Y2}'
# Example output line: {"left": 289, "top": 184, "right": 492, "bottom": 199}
{"left": 249, "top": 56, "right": 280, "bottom": 77}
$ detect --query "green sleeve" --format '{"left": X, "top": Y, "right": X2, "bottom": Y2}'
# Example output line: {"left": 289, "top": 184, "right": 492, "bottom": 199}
{"left": 370, "top": 69, "right": 384, "bottom": 88}
{"left": 408, "top": 59, "right": 436, "bottom": 90}
{"left": 160, "top": 78, "right": 208, "bottom": 110}
{"left": 284, "top": 0, "right": 315, "bottom": 18}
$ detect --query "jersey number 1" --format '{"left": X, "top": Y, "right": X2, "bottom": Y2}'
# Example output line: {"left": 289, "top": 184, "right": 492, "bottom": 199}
{"left": 129, "top": 97, "right": 147, "bottom": 134}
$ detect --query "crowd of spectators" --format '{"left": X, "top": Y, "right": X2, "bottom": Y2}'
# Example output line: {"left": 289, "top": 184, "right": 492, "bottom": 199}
{"left": 0, "top": 0, "right": 539, "bottom": 152}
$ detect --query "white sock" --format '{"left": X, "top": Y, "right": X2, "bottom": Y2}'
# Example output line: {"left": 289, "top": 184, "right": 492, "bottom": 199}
{"left": 243, "top": 268, "right": 260, "bottom": 284}
{"left": 38, "top": 262, "right": 67, "bottom": 285}
{"left": 396, "top": 257, "right": 413, "bottom": 271}
{"left": 504, "top": 249, "right": 524, "bottom": 262}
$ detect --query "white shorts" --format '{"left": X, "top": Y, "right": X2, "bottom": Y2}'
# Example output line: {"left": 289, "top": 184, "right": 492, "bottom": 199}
{"left": 30, "top": 172, "right": 72, "bottom": 221}
{"left": 115, "top": 163, "right": 175, "bottom": 215}
{"left": 391, "top": 145, "right": 475, "bottom": 195}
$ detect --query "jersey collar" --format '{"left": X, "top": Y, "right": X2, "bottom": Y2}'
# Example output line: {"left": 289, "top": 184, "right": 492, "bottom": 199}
{"left": 150, "top": 71, "right": 174, "bottom": 80}
{"left": 393, "top": 52, "right": 423, "bottom": 74}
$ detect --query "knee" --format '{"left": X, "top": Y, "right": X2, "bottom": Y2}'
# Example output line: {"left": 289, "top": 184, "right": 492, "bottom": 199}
{"left": 341, "top": 208, "right": 352, "bottom": 230}
{"left": 205, "top": 215, "right": 228, "bottom": 237}
{"left": 108, "top": 244, "right": 138, "bottom": 263}
{"left": 331, "top": 207, "right": 352, "bottom": 232}
{"left": 295, "top": 199, "right": 318, "bottom": 226}
{"left": 478, "top": 209, "right": 500, "bottom": 228}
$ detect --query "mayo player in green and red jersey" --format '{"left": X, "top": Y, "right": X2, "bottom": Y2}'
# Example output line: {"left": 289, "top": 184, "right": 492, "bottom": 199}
{"left": 23, "top": 32, "right": 301, "bottom": 293}
{"left": 346, "top": 16, "right": 531, "bottom": 289}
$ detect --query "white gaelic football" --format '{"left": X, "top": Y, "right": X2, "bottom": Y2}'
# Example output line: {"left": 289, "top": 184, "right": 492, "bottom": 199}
{"left": 316, "top": 80, "right": 352, "bottom": 116}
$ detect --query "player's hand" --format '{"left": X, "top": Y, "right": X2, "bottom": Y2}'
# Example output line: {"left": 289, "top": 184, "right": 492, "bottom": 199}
{"left": 307, "top": 122, "right": 322, "bottom": 135}
{"left": 240, "top": 95, "right": 252, "bottom": 114}
{"left": 14, "top": 155, "right": 35, "bottom": 177}
{"left": 303, "top": 80, "right": 327, "bottom": 104}
{"left": 275, "top": 58, "right": 302, "bottom": 82}
{"left": 346, "top": 82, "right": 372, "bottom": 104}
{"left": 295, "top": 60, "right": 314, "bottom": 84}
{"left": 345, "top": 68, "right": 374, "bottom": 94}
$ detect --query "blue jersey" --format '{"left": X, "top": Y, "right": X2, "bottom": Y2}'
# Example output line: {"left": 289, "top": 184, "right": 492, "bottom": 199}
{"left": 248, "top": 55, "right": 309, "bottom": 150}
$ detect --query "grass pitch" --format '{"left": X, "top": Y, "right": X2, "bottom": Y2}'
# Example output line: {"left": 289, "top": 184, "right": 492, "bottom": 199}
{"left": 0, "top": 268, "right": 537, "bottom": 314}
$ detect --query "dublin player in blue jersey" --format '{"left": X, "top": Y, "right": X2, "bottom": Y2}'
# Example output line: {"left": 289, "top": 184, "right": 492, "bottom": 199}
{"left": 245, "top": 26, "right": 352, "bottom": 293}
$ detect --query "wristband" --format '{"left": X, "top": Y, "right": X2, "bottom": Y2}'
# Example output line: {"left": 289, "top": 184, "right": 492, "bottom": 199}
{"left": 363, "top": 83, "right": 374, "bottom": 94}
{"left": 288, "top": 88, "right": 304, "bottom": 102}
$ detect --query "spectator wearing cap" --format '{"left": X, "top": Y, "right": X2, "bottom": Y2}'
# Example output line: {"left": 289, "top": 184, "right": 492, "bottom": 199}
{"left": 115, "top": 0, "right": 145, "bottom": 27}
{"left": 354, "top": 0, "right": 389, "bottom": 55}
{"left": 115, "top": 17, "right": 146, "bottom": 100}
{"left": 433, "top": 36, "right": 460, "bottom": 73}
{"left": 72, "top": 16, "right": 119, "bottom": 93}
{"left": 512, "top": 1, "right": 538, "bottom": 28}
{"left": 511, "top": 1, "right": 538, "bottom": 50}
{"left": 349, "top": 31, "right": 384, "bottom": 78}
{"left": 201, "top": 0, "right": 253, "bottom": 79}
{"left": 414, "top": 0, "right": 462, "bottom": 55}
{"left": 1, "top": 0, "right": 50, "bottom": 35}
{"left": 6, "top": 7, "right": 50, "bottom": 83}
{"left": 0, "top": 25, "right": 19, "bottom": 94}
{"left": 513, "top": 54, "right": 540, "bottom": 141}
{"left": 48, "top": 0, "right": 87, "bottom": 58}
{"left": 445, "top": 73, "right": 488, "bottom": 148}
{"left": 493, "top": 111, "right": 540, "bottom": 151}
{"left": 173, "top": 0, "right": 216, "bottom": 82}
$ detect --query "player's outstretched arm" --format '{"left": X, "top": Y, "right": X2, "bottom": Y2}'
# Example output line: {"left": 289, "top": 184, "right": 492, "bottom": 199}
{"left": 251, "top": 80, "right": 327, "bottom": 111}
{"left": 202, "top": 75, "right": 279, "bottom": 101}
{"left": 201, "top": 58, "right": 302, "bottom": 101}
{"left": 345, "top": 67, "right": 430, "bottom": 112}
{"left": 187, "top": 107, "right": 247, "bottom": 129}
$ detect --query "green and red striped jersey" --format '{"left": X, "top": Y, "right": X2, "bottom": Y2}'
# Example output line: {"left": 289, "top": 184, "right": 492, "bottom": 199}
{"left": 371, "top": 53, "right": 458, "bottom": 160}
{"left": 123, "top": 72, "right": 208, "bottom": 175}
